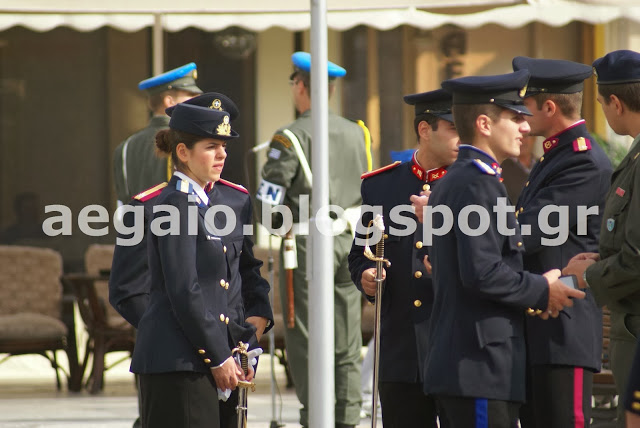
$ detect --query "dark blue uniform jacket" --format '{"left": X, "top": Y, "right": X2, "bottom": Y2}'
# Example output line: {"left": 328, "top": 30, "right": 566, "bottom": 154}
{"left": 348, "top": 159, "right": 445, "bottom": 384}
{"left": 424, "top": 145, "right": 549, "bottom": 402}
{"left": 516, "top": 121, "right": 611, "bottom": 370}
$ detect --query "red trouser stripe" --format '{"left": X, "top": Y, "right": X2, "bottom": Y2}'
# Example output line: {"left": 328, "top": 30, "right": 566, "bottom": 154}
{"left": 573, "top": 367, "right": 584, "bottom": 427}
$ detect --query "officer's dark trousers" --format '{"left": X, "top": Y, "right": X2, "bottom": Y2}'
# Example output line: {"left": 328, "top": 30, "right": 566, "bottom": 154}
{"left": 436, "top": 395, "right": 520, "bottom": 428}
{"left": 140, "top": 371, "right": 238, "bottom": 428}
{"left": 519, "top": 364, "right": 593, "bottom": 428}
{"left": 610, "top": 312, "right": 640, "bottom": 427}
{"left": 379, "top": 381, "right": 438, "bottom": 428}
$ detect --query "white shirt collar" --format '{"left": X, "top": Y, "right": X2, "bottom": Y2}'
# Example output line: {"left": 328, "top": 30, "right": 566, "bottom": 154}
{"left": 174, "top": 171, "right": 209, "bottom": 206}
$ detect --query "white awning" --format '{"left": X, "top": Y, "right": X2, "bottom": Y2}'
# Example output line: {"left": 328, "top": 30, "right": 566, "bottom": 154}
{"left": 0, "top": 0, "right": 638, "bottom": 33}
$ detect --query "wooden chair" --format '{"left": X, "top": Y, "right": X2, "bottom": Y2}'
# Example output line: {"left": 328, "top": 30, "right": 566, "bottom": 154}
{"left": 592, "top": 307, "right": 618, "bottom": 427}
{"left": 62, "top": 244, "right": 135, "bottom": 394}
{"left": 0, "top": 245, "right": 79, "bottom": 390}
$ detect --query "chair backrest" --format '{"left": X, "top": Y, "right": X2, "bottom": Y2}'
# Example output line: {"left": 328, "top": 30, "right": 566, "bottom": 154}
{"left": 0, "top": 245, "right": 63, "bottom": 318}
{"left": 84, "top": 244, "right": 120, "bottom": 322}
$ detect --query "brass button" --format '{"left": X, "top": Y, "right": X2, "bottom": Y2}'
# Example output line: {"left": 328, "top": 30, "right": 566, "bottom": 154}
{"left": 204, "top": 358, "right": 211, "bottom": 364}
{"left": 515, "top": 211, "right": 519, "bottom": 218}
{"left": 384, "top": 234, "right": 389, "bottom": 240}
{"left": 519, "top": 207, "right": 524, "bottom": 213}
{"left": 540, "top": 156, "right": 544, "bottom": 162}
{"left": 414, "top": 271, "right": 422, "bottom": 279}
{"left": 198, "top": 349, "right": 206, "bottom": 355}
{"left": 526, "top": 308, "right": 535, "bottom": 315}
{"left": 635, "top": 391, "right": 640, "bottom": 399}
{"left": 517, "top": 242, "right": 523, "bottom": 247}
{"left": 220, "top": 279, "right": 225, "bottom": 287}
{"left": 535, "top": 309, "right": 543, "bottom": 315}
{"left": 225, "top": 317, "right": 230, "bottom": 324}
{"left": 414, "top": 300, "right": 422, "bottom": 307}
{"left": 633, "top": 402, "right": 640, "bottom": 411}
{"left": 423, "top": 184, "right": 430, "bottom": 191}
{"left": 223, "top": 245, "right": 227, "bottom": 253}
{"left": 219, "top": 314, "right": 225, "bottom": 322}
{"left": 525, "top": 181, "right": 529, "bottom": 187}
{"left": 415, "top": 241, "right": 423, "bottom": 249}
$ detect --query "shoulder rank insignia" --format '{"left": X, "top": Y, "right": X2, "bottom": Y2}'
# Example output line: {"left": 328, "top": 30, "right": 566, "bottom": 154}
{"left": 361, "top": 161, "right": 401, "bottom": 179}
{"left": 572, "top": 137, "right": 592, "bottom": 152}
{"left": 218, "top": 178, "right": 249, "bottom": 194}
{"left": 134, "top": 182, "right": 168, "bottom": 201}
{"left": 272, "top": 134, "right": 292, "bottom": 149}
{"left": 472, "top": 159, "right": 496, "bottom": 175}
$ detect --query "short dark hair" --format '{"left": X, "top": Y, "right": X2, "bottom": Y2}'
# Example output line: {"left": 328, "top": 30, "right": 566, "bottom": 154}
{"left": 598, "top": 82, "right": 640, "bottom": 112}
{"left": 155, "top": 128, "right": 204, "bottom": 171}
{"left": 291, "top": 71, "right": 336, "bottom": 95}
{"left": 452, "top": 104, "right": 502, "bottom": 143}
{"left": 530, "top": 92, "right": 583, "bottom": 119}
{"left": 413, "top": 114, "right": 440, "bottom": 139}
{"left": 148, "top": 89, "right": 195, "bottom": 111}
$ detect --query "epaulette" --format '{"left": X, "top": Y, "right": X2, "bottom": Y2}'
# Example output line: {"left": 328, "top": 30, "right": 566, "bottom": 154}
{"left": 472, "top": 159, "right": 496, "bottom": 175}
{"left": 360, "top": 161, "right": 401, "bottom": 179}
{"left": 133, "top": 182, "right": 168, "bottom": 201}
{"left": 572, "top": 137, "right": 592, "bottom": 152}
{"left": 218, "top": 178, "right": 249, "bottom": 194}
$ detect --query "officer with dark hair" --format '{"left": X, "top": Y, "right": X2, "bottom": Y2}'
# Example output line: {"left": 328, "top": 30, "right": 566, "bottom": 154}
{"left": 424, "top": 71, "right": 585, "bottom": 427}
{"left": 512, "top": 56, "right": 612, "bottom": 428}
{"left": 113, "top": 63, "right": 203, "bottom": 206}
{"left": 110, "top": 93, "right": 272, "bottom": 428}
{"left": 564, "top": 49, "right": 640, "bottom": 428}
{"left": 348, "top": 89, "right": 458, "bottom": 428}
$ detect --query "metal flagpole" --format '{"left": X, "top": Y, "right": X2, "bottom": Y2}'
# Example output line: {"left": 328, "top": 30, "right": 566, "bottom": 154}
{"left": 152, "top": 14, "right": 163, "bottom": 75}
{"left": 309, "top": 0, "right": 334, "bottom": 427}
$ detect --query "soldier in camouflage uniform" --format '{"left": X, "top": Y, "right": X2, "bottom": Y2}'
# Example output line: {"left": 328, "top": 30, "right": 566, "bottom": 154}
{"left": 564, "top": 49, "right": 640, "bottom": 428}
{"left": 256, "top": 52, "right": 371, "bottom": 428}
{"left": 113, "top": 63, "right": 202, "bottom": 205}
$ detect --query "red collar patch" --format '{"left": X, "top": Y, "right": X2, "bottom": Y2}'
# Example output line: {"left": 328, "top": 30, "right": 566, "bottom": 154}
{"left": 542, "top": 138, "right": 559, "bottom": 154}
{"left": 427, "top": 167, "right": 448, "bottom": 182}
{"left": 411, "top": 151, "right": 448, "bottom": 182}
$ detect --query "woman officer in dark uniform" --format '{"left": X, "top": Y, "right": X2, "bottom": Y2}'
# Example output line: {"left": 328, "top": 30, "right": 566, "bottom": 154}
{"left": 130, "top": 101, "right": 253, "bottom": 428}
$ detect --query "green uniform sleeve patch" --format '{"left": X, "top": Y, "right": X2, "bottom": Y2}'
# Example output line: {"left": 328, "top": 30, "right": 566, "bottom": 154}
{"left": 272, "top": 134, "right": 292, "bottom": 149}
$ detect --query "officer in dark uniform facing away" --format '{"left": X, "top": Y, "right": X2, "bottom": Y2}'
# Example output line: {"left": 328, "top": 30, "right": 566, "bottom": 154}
{"left": 129, "top": 100, "right": 259, "bottom": 428}
{"left": 564, "top": 49, "right": 640, "bottom": 428}
{"left": 348, "top": 89, "right": 458, "bottom": 428}
{"left": 424, "top": 70, "right": 585, "bottom": 428}
{"left": 511, "top": 56, "right": 612, "bottom": 428}
{"left": 113, "top": 63, "right": 202, "bottom": 206}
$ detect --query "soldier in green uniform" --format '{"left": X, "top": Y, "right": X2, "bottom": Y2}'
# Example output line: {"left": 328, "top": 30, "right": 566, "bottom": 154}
{"left": 564, "top": 49, "right": 640, "bottom": 428}
{"left": 255, "top": 51, "right": 371, "bottom": 428}
{"left": 113, "top": 63, "right": 203, "bottom": 206}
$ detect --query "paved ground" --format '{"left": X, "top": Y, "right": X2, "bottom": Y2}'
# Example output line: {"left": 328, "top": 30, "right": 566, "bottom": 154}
{"left": 0, "top": 352, "right": 378, "bottom": 428}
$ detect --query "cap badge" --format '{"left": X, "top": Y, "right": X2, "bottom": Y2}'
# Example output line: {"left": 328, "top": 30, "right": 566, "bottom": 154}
{"left": 519, "top": 84, "right": 528, "bottom": 98}
{"left": 592, "top": 66, "right": 598, "bottom": 77}
{"left": 216, "top": 115, "right": 232, "bottom": 137}
{"left": 192, "top": 69, "right": 198, "bottom": 80}
{"left": 211, "top": 99, "right": 222, "bottom": 111}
